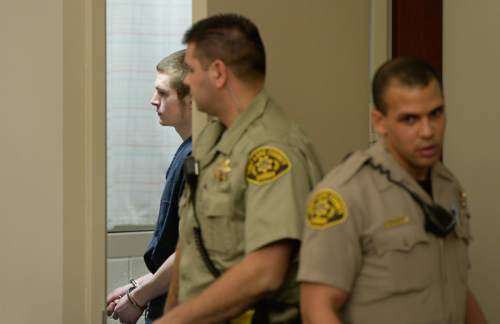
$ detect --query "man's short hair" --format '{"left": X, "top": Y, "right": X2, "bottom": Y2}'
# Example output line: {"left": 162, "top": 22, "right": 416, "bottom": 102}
{"left": 156, "top": 49, "right": 190, "bottom": 100}
{"left": 182, "top": 13, "right": 266, "bottom": 81}
{"left": 372, "top": 57, "right": 443, "bottom": 114}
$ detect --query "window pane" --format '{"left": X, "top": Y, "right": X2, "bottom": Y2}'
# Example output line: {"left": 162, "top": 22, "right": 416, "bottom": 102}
{"left": 106, "top": 0, "right": 192, "bottom": 232}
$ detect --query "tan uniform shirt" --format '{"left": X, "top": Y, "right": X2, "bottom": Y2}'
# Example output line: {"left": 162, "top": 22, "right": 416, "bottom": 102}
{"left": 178, "top": 90, "right": 323, "bottom": 321}
{"left": 298, "top": 140, "right": 471, "bottom": 324}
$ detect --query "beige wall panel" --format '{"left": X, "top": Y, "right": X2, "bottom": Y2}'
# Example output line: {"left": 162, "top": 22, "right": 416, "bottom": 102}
{"left": 444, "top": 0, "right": 500, "bottom": 322}
{"left": 63, "top": 0, "right": 106, "bottom": 322}
{"left": 0, "top": 1, "right": 63, "bottom": 323}
{"left": 192, "top": 0, "right": 210, "bottom": 141}
{"left": 203, "top": 0, "right": 370, "bottom": 169}
{"left": 63, "top": 0, "right": 87, "bottom": 321}
{"left": 0, "top": 0, "right": 105, "bottom": 322}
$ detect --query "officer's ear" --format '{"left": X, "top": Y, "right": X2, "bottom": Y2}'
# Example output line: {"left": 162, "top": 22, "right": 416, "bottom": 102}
{"left": 371, "top": 108, "right": 387, "bottom": 136}
{"left": 209, "top": 59, "right": 228, "bottom": 89}
{"left": 182, "top": 94, "right": 192, "bottom": 110}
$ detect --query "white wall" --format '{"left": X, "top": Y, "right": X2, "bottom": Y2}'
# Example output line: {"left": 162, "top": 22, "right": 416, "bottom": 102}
{"left": 444, "top": 1, "right": 500, "bottom": 322}
{"left": 0, "top": 1, "right": 63, "bottom": 323}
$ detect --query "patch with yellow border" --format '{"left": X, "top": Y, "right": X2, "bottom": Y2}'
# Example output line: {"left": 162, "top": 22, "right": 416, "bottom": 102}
{"left": 307, "top": 189, "right": 348, "bottom": 229}
{"left": 246, "top": 146, "right": 291, "bottom": 185}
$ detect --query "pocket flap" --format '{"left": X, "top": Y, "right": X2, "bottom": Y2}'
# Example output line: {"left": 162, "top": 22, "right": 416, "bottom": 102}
{"left": 374, "top": 225, "right": 431, "bottom": 255}
{"left": 203, "top": 191, "right": 232, "bottom": 217}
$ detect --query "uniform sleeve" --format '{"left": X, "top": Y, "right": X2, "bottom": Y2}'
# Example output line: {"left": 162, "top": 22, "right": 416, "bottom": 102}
{"left": 297, "top": 187, "right": 363, "bottom": 293}
{"left": 244, "top": 144, "right": 314, "bottom": 254}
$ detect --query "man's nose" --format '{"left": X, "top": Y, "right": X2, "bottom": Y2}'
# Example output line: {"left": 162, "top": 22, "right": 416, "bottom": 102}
{"left": 420, "top": 118, "right": 434, "bottom": 138}
{"left": 150, "top": 92, "right": 159, "bottom": 107}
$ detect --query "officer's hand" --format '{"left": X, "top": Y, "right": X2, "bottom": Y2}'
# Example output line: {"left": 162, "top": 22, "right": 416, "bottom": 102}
{"left": 112, "top": 294, "right": 144, "bottom": 324}
{"left": 106, "top": 284, "right": 130, "bottom": 316}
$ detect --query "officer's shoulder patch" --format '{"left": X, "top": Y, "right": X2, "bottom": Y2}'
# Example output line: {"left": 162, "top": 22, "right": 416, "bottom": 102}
{"left": 307, "top": 189, "right": 348, "bottom": 230}
{"left": 246, "top": 146, "right": 291, "bottom": 185}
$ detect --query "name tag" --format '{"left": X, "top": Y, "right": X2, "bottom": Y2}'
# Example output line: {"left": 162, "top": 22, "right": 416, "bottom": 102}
{"left": 384, "top": 215, "right": 410, "bottom": 229}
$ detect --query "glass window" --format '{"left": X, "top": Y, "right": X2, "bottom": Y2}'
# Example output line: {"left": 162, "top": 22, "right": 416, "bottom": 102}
{"left": 106, "top": 0, "right": 192, "bottom": 232}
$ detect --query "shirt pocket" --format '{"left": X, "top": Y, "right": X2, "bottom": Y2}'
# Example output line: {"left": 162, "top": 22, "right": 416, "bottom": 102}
{"left": 201, "top": 191, "right": 237, "bottom": 254}
{"left": 373, "top": 225, "right": 435, "bottom": 293}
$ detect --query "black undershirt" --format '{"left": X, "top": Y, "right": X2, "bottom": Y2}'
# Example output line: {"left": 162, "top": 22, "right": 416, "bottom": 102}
{"left": 418, "top": 174, "right": 433, "bottom": 199}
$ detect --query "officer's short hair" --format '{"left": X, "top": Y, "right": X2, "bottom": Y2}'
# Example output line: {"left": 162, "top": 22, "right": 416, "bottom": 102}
{"left": 156, "top": 49, "right": 190, "bottom": 100}
{"left": 372, "top": 57, "right": 443, "bottom": 114}
{"left": 182, "top": 13, "right": 266, "bottom": 82}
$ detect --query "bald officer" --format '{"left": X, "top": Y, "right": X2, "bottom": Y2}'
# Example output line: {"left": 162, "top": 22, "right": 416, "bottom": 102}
{"left": 154, "top": 14, "right": 322, "bottom": 324}
{"left": 298, "top": 57, "right": 486, "bottom": 324}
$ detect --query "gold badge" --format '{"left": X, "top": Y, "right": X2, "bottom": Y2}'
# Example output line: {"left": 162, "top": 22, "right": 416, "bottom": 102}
{"left": 246, "top": 146, "right": 291, "bottom": 185}
{"left": 214, "top": 158, "right": 231, "bottom": 182}
{"left": 307, "top": 189, "right": 348, "bottom": 229}
{"left": 460, "top": 191, "right": 468, "bottom": 209}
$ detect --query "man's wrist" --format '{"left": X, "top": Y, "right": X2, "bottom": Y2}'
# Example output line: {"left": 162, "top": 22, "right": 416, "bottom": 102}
{"left": 130, "top": 285, "right": 149, "bottom": 309}
{"left": 127, "top": 286, "right": 147, "bottom": 311}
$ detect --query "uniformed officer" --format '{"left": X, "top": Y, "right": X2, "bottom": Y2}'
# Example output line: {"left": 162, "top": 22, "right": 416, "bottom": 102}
{"left": 298, "top": 57, "right": 487, "bottom": 324}
{"left": 153, "top": 14, "right": 323, "bottom": 324}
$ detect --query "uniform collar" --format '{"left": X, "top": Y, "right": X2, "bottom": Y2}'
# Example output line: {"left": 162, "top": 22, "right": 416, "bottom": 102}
{"left": 214, "top": 89, "right": 269, "bottom": 155}
{"left": 193, "top": 119, "right": 226, "bottom": 169}
{"left": 193, "top": 90, "right": 268, "bottom": 169}
{"left": 432, "top": 160, "right": 455, "bottom": 183}
{"left": 366, "top": 140, "right": 452, "bottom": 204}
{"left": 431, "top": 158, "right": 456, "bottom": 205}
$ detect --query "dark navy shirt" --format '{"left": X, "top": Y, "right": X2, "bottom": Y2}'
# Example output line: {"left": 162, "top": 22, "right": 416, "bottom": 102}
{"left": 143, "top": 136, "right": 192, "bottom": 320}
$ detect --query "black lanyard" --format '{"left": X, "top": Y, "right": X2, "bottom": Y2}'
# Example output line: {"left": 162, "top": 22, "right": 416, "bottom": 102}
{"left": 366, "top": 158, "right": 456, "bottom": 238}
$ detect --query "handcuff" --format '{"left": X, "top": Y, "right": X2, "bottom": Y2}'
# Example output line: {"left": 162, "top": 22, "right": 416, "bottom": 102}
{"left": 126, "top": 279, "right": 146, "bottom": 311}
{"left": 114, "top": 279, "right": 146, "bottom": 311}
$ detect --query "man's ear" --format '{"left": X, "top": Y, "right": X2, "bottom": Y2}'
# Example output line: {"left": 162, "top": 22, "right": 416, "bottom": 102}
{"left": 371, "top": 108, "right": 387, "bottom": 136}
{"left": 183, "top": 94, "right": 192, "bottom": 110}
{"left": 209, "top": 59, "right": 228, "bottom": 89}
